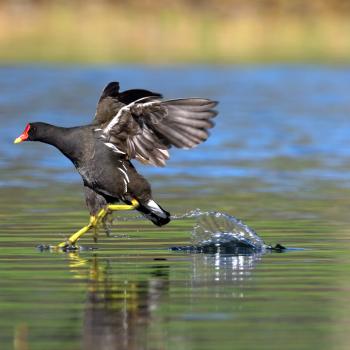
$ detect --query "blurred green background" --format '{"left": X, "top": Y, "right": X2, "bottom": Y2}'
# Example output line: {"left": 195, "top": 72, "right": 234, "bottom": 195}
{"left": 1, "top": 0, "right": 350, "bottom": 64}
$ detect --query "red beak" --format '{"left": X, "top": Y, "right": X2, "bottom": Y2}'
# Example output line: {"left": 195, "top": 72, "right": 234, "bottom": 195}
{"left": 14, "top": 124, "right": 30, "bottom": 144}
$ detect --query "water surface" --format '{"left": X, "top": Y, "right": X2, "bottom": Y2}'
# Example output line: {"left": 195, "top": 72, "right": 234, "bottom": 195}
{"left": 1, "top": 66, "right": 350, "bottom": 350}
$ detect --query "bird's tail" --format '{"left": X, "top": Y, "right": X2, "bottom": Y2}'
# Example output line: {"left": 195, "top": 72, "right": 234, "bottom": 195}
{"left": 137, "top": 199, "right": 171, "bottom": 227}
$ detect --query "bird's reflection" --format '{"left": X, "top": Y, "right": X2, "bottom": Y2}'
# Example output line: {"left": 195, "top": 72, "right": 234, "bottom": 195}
{"left": 56, "top": 250, "right": 263, "bottom": 350}
{"left": 65, "top": 253, "right": 169, "bottom": 350}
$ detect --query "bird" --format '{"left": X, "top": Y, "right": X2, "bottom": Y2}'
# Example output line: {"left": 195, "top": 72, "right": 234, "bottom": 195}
{"left": 14, "top": 82, "right": 218, "bottom": 249}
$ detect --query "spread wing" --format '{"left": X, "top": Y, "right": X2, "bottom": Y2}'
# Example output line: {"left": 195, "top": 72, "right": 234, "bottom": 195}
{"left": 93, "top": 81, "right": 162, "bottom": 127}
{"left": 99, "top": 96, "right": 218, "bottom": 167}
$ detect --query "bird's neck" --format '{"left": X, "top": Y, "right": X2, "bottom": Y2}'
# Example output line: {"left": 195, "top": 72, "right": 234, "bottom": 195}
{"left": 35, "top": 124, "right": 84, "bottom": 163}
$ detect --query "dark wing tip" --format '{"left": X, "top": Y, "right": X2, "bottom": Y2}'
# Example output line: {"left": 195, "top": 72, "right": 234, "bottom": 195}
{"left": 99, "top": 82, "right": 120, "bottom": 101}
{"left": 119, "top": 89, "right": 163, "bottom": 105}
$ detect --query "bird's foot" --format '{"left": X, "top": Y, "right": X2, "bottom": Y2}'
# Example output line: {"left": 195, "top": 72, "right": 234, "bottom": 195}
{"left": 54, "top": 218, "right": 96, "bottom": 250}
{"left": 51, "top": 199, "right": 139, "bottom": 248}
{"left": 56, "top": 240, "right": 80, "bottom": 252}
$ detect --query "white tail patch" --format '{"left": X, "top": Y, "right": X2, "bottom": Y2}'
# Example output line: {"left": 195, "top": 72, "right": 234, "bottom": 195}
{"left": 147, "top": 200, "right": 167, "bottom": 218}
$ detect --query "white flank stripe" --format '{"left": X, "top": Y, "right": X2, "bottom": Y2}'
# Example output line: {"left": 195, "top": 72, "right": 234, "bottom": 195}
{"left": 122, "top": 179, "right": 128, "bottom": 193}
{"left": 117, "top": 167, "right": 130, "bottom": 183}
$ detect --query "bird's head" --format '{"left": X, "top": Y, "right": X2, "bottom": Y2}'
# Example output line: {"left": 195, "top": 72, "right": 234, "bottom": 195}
{"left": 14, "top": 122, "right": 45, "bottom": 144}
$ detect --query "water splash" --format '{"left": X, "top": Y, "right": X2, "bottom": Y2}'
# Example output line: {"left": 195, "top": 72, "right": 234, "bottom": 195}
{"left": 171, "top": 209, "right": 270, "bottom": 254}
{"left": 71, "top": 208, "right": 285, "bottom": 254}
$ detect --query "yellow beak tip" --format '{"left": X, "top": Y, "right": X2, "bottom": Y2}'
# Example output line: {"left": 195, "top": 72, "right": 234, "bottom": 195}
{"left": 14, "top": 137, "right": 23, "bottom": 144}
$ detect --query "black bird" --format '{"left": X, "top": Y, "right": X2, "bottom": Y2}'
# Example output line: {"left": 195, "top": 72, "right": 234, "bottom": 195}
{"left": 14, "top": 82, "right": 218, "bottom": 249}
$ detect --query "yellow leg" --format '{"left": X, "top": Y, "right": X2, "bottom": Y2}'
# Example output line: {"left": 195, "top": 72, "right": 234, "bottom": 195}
{"left": 107, "top": 199, "right": 139, "bottom": 212}
{"left": 56, "top": 199, "right": 139, "bottom": 249}
{"left": 57, "top": 215, "right": 96, "bottom": 248}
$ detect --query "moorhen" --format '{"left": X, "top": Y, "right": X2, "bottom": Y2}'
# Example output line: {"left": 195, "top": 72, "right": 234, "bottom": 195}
{"left": 14, "top": 82, "right": 218, "bottom": 249}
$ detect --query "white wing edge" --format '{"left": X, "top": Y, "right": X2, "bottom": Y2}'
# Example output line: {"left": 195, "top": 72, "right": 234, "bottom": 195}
{"left": 102, "top": 96, "right": 162, "bottom": 135}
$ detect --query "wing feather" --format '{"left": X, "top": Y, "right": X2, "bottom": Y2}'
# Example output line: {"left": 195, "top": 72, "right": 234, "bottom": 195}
{"left": 93, "top": 82, "right": 162, "bottom": 126}
{"left": 101, "top": 96, "right": 218, "bottom": 166}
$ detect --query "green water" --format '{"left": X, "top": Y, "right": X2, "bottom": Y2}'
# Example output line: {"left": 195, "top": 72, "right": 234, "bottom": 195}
{"left": 1, "top": 66, "right": 350, "bottom": 349}
{"left": 1, "top": 183, "right": 350, "bottom": 350}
